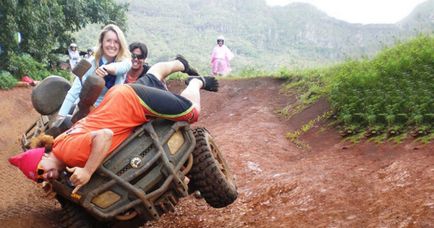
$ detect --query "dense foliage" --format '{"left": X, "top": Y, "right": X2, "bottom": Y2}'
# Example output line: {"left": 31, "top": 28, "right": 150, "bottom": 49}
{"left": 8, "top": 53, "right": 50, "bottom": 80}
{"left": 0, "top": 0, "right": 128, "bottom": 85}
{"left": 0, "top": 70, "right": 18, "bottom": 90}
{"left": 329, "top": 35, "right": 433, "bottom": 138}
{"left": 280, "top": 35, "right": 433, "bottom": 141}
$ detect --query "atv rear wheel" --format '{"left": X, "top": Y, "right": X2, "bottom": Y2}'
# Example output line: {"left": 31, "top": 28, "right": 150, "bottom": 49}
{"left": 189, "top": 127, "right": 238, "bottom": 208}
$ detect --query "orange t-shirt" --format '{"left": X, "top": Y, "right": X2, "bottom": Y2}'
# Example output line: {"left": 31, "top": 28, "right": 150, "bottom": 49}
{"left": 53, "top": 85, "right": 147, "bottom": 167}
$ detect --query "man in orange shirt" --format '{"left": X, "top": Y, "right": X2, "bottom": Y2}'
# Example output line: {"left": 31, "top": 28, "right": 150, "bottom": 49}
{"left": 9, "top": 57, "right": 218, "bottom": 194}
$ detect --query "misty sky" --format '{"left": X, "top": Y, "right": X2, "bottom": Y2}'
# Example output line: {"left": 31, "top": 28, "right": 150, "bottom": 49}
{"left": 265, "top": 0, "right": 427, "bottom": 24}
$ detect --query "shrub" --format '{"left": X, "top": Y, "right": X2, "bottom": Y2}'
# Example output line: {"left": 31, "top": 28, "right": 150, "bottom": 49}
{"left": 0, "top": 71, "right": 18, "bottom": 90}
{"left": 280, "top": 35, "right": 433, "bottom": 141}
{"left": 328, "top": 35, "right": 434, "bottom": 137}
{"left": 7, "top": 53, "right": 50, "bottom": 81}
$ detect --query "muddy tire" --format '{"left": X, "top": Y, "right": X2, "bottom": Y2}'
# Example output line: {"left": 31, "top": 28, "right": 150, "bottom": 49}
{"left": 189, "top": 127, "right": 238, "bottom": 208}
{"left": 57, "top": 196, "right": 104, "bottom": 228}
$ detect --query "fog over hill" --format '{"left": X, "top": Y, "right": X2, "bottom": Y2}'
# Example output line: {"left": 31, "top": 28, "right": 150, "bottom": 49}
{"left": 75, "top": 0, "right": 434, "bottom": 73}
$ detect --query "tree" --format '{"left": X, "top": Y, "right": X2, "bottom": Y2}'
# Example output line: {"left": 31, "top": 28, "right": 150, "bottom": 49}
{"left": 0, "top": 0, "right": 128, "bottom": 70}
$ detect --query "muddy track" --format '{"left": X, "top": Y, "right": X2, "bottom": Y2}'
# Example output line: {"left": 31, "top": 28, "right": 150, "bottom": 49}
{"left": 0, "top": 78, "right": 432, "bottom": 227}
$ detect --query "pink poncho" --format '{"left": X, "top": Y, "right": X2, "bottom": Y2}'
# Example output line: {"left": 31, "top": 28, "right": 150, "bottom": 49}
{"left": 211, "top": 45, "right": 234, "bottom": 76}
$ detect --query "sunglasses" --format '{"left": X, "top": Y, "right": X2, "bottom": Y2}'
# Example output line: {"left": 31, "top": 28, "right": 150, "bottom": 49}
{"left": 36, "top": 164, "right": 45, "bottom": 183}
{"left": 131, "top": 53, "right": 145, "bottom": 60}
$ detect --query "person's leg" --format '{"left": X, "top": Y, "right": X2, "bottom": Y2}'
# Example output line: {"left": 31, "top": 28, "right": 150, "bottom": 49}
{"left": 130, "top": 83, "right": 199, "bottom": 123}
{"left": 146, "top": 60, "right": 184, "bottom": 81}
{"left": 147, "top": 55, "right": 199, "bottom": 82}
{"left": 130, "top": 76, "right": 216, "bottom": 124}
{"left": 175, "top": 55, "right": 199, "bottom": 76}
{"left": 180, "top": 79, "right": 203, "bottom": 113}
{"left": 185, "top": 75, "right": 219, "bottom": 92}
{"left": 216, "top": 59, "right": 224, "bottom": 76}
{"left": 136, "top": 56, "right": 218, "bottom": 93}
{"left": 212, "top": 59, "right": 219, "bottom": 76}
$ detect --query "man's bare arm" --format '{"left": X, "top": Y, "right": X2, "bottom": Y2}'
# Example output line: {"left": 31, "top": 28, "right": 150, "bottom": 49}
{"left": 68, "top": 129, "right": 113, "bottom": 193}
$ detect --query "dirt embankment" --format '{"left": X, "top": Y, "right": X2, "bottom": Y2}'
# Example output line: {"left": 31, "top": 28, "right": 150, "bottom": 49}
{"left": 0, "top": 78, "right": 433, "bottom": 227}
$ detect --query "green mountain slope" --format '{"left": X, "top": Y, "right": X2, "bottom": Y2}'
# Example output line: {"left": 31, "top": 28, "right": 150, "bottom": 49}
{"left": 75, "top": 0, "right": 434, "bottom": 74}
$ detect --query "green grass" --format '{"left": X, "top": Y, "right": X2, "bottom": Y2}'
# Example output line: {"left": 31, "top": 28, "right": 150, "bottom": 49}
{"left": 273, "top": 67, "right": 330, "bottom": 119}
{"left": 278, "top": 34, "right": 434, "bottom": 143}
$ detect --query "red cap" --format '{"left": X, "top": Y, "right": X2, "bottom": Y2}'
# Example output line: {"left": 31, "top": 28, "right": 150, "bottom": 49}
{"left": 8, "top": 147, "right": 45, "bottom": 181}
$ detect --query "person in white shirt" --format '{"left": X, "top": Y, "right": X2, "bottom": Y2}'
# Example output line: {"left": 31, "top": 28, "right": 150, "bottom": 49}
{"left": 68, "top": 43, "right": 81, "bottom": 70}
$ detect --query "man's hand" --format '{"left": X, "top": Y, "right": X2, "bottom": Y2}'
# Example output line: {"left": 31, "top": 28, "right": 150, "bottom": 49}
{"left": 66, "top": 167, "right": 92, "bottom": 194}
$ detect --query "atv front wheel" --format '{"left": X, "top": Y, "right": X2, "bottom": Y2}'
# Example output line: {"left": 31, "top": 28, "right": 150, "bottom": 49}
{"left": 189, "top": 128, "right": 238, "bottom": 208}
{"left": 57, "top": 195, "right": 104, "bottom": 228}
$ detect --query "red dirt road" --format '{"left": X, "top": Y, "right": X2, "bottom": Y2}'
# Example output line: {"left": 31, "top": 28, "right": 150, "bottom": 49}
{"left": 0, "top": 78, "right": 433, "bottom": 227}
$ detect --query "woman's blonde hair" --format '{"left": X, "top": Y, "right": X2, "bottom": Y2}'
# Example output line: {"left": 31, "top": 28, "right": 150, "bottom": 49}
{"left": 94, "top": 24, "right": 131, "bottom": 67}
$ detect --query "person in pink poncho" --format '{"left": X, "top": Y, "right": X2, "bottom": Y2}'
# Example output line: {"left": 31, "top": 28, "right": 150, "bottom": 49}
{"left": 211, "top": 35, "right": 234, "bottom": 76}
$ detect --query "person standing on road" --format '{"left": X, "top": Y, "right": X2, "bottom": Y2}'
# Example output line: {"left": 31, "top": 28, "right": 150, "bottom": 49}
{"left": 68, "top": 43, "right": 81, "bottom": 70}
{"left": 211, "top": 35, "right": 234, "bottom": 77}
{"left": 58, "top": 24, "right": 132, "bottom": 117}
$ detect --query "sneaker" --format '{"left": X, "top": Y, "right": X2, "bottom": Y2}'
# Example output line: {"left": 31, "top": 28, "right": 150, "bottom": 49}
{"left": 175, "top": 54, "right": 199, "bottom": 76}
{"left": 185, "top": 76, "right": 219, "bottom": 92}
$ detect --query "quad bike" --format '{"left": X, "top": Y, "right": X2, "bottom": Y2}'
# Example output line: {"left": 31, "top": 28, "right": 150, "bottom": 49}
{"left": 20, "top": 67, "right": 237, "bottom": 227}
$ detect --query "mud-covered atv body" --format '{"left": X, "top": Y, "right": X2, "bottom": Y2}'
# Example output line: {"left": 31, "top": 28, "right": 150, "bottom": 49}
{"left": 20, "top": 76, "right": 237, "bottom": 227}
